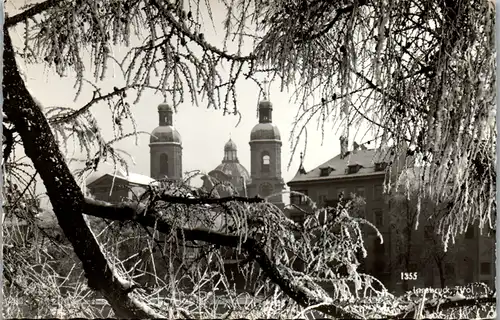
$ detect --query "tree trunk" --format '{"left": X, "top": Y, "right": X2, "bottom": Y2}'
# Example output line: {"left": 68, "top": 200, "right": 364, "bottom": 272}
{"left": 2, "top": 26, "right": 160, "bottom": 318}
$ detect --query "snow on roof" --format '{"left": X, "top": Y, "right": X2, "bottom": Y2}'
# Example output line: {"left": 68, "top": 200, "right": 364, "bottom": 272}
{"left": 86, "top": 171, "right": 157, "bottom": 187}
{"left": 126, "top": 172, "right": 157, "bottom": 186}
{"left": 289, "top": 148, "right": 390, "bottom": 184}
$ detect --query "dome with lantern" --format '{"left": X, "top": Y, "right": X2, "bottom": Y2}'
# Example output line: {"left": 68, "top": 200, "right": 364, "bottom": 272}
{"left": 250, "top": 100, "right": 281, "bottom": 141}
{"left": 150, "top": 103, "right": 182, "bottom": 144}
{"left": 204, "top": 139, "right": 251, "bottom": 195}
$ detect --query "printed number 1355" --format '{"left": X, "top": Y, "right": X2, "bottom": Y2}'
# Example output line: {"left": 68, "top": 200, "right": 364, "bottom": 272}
{"left": 401, "top": 272, "right": 417, "bottom": 280}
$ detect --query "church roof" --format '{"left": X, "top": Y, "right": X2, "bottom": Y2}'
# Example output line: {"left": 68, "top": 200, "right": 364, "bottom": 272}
{"left": 158, "top": 103, "right": 173, "bottom": 111}
{"left": 150, "top": 125, "right": 182, "bottom": 144}
{"left": 224, "top": 139, "right": 237, "bottom": 151}
{"left": 250, "top": 123, "right": 281, "bottom": 141}
{"left": 212, "top": 162, "right": 251, "bottom": 183}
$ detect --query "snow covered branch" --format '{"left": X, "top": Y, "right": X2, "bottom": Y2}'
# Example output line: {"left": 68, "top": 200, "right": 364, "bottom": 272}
{"left": 391, "top": 295, "right": 496, "bottom": 319}
{"left": 83, "top": 197, "right": 361, "bottom": 319}
{"left": 5, "top": 0, "right": 64, "bottom": 27}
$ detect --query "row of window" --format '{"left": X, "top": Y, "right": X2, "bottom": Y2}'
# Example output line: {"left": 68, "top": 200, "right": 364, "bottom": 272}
{"left": 290, "top": 185, "right": 384, "bottom": 206}
{"left": 319, "top": 162, "right": 388, "bottom": 177}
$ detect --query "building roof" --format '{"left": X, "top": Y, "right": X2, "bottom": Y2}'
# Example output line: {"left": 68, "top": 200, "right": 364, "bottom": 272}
{"left": 211, "top": 162, "right": 251, "bottom": 183}
{"left": 288, "top": 148, "right": 391, "bottom": 184}
{"left": 224, "top": 138, "right": 237, "bottom": 151}
{"left": 208, "top": 139, "right": 252, "bottom": 185}
{"left": 158, "top": 103, "right": 173, "bottom": 112}
{"left": 250, "top": 123, "right": 281, "bottom": 141}
{"left": 150, "top": 125, "right": 182, "bottom": 144}
{"left": 87, "top": 171, "right": 157, "bottom": 187}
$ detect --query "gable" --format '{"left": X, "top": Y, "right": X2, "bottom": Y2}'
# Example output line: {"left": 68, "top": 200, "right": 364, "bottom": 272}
{"left": 87, "top": 174, "right": 130, "bottom": 189}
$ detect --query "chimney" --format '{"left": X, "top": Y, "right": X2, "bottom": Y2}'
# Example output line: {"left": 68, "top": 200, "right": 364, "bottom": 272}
{"left": 340, "top": 135, "right": 348, "bottom": 158}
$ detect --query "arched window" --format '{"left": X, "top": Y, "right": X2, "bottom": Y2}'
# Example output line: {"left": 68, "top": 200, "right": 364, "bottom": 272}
{"left": 261, "top": 152, "right": 270, "bottom": 173}
{"left": 160, "top": 154, "right": 169, "bottom": 177}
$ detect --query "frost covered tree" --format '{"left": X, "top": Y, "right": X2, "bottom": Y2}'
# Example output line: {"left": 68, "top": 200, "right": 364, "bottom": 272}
{"left": 3, "top": 0, "right": 496, "bottom": 318}
{"left": 276, "top": 0, "right": 496, "bottom": 248}
{"left": 388, "top": 169, "right": 453, "bottom": 291}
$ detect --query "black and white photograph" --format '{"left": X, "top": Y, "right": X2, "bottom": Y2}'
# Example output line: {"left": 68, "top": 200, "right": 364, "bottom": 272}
{"left": 2, "top": 0, "right": 497, "bottom": 318}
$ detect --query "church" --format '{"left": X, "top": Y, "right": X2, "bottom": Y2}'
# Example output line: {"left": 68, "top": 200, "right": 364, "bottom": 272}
{"left": 86, "top": 98, "right": 286, "bottom": 209}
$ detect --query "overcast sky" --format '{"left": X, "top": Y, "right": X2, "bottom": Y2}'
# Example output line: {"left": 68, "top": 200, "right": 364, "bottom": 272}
{"left": 7, "top": 0, "right": 373, "bottom": 206}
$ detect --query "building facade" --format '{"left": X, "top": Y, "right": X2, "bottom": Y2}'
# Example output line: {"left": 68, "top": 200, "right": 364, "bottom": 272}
{"left": 286, "top": 138, "right": 496, "bottom": 293}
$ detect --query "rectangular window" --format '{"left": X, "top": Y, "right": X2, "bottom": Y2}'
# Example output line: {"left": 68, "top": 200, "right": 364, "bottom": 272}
{"left": 374, "top": 185, "right": 383, "bottom": 200}
{"left": 291, "top": 190, "right": 308, "bottom": 205}
{"left": 480, "top": 262, "right": 491, "bottom": 275}
{"left": 355, "top": 186, "right": 365, "bottom": 198}
{"left": 319, "top": 167, "right": 333, "bottom": 177}
{"left": 374, "top": 209, "right": 383, "bottom": 227}
{"left": 348, "top": 164, "right": 360, "bottom": 174}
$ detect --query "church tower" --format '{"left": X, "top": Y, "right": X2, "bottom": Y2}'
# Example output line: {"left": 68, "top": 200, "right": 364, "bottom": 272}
{"left": 247, "top": 99, "right": 285, "bottom": 207}
{"left": 149, "top": 103, "right": 182, "bottom": 181}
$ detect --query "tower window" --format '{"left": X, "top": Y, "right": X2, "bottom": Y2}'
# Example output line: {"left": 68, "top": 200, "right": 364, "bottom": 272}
{"left": 261, "top": 152, "right": 270, "bottom": 173}
{"left": 259, "top": 109, "right": 271, "bottom": 123}
{"left": 160, "top": 153, "right": 169, "bottom": 178}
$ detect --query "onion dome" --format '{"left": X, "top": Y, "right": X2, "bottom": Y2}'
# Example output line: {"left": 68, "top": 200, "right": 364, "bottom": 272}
{"left": 250, "top": 123, "right": 281, "bottom": 141}
{"left": 210, "top": 139, "right": 251, "bottom": 187}
{"left": 250, "top": 100, "right": 281, "bottom": 141}
{"left": 224, "top": 139, "right": 238, "bottom": 151}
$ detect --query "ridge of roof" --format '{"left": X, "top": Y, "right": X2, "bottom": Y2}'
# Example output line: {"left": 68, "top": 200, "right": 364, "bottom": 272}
{"left": 288, "top": 148, "right": 393, "bottom": 184}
